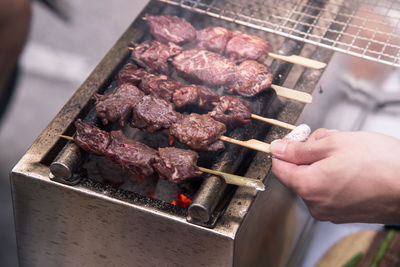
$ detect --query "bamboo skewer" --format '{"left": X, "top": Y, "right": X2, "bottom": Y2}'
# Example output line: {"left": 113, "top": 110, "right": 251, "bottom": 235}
{"left": 219, "top": 136, "right": 270, "bottom": 153}
{"left": 59, "top": 135, "right": 265, "bottom": 191}
{"left": 270, "top": 84, "right": 312, "bottom": 104}
{"left": 250, "top": 114, "right": 296, "bottom": 130}
{"left": 268, "top": 52, "right": 326, "bottom": 70}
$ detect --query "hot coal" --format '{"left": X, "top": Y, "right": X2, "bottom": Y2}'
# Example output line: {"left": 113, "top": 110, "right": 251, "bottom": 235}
{"left": 131, "top": 95, "right": 181, "bottom": 133}
{"left": 224, "top": 31, "right": 272, "bottom": 62}
{"left": 74, "top": 119, "right": 110, "bottom": 155}
{"left": 172, "top": 49, "right": 236, "bottom": 86}
{"left": 209, "top": 96, "right": 252, "bottom": 126}
{"left": 169, "top": 113, "right": 226, "bottom": 151}
{"left": 131, "top": 40, "right": 182, "bottom": 75}
{"left": 226, "top": 60, "right": 273, "bottom": 97}
{"left": 153, "top": 147, "right": 202, "bottom": 183}
{"left": 145, "top": 14, "right": 196, "bottom": 44}
{"left": 173, "top": 84, "right": 219, "bottom": 110}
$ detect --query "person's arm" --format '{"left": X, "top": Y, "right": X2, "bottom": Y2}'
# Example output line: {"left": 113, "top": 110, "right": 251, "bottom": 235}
{"left": 270, "top": 128, "right": 400, "bottom": 224}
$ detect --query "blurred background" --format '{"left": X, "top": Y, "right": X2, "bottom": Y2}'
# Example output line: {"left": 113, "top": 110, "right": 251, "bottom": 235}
{"left": 0, "top": 0, "right": 399, "bottom": 266}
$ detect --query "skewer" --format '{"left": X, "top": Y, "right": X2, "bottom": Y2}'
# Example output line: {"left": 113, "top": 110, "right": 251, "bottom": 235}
{"left": 59, "top": 135, "right": 265, "bottom": 191}
{"left": 219, "top": 136, "right": 270, "bottom": 153}
{"left": 210, "top": 102, "right": 296, "bottom": 130}
{"left": 141, "top": 16, "right": 326, "bottom": 70}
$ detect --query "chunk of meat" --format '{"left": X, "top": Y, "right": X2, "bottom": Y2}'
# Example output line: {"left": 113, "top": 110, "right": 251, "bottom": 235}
{"left": 94, "top": 83, "right": 144, "bottom": 126}
{"left": 169, "top": 113, "right": 226, "bottom": 151}
{"left": 131, "top": 95, "right": 181, "bottom": 133}
{"left": 105, "top": 130, "right": 159, "bottom": 177}
{"left": 226, "top": 60, "right": 273, "bottom": 97}
{"left": 146, "top": 14, "right": 196, "bottom": 44}
{"left": 131, "top": 40, "right": 182, "bottom": 75}
{"left": 195, "top": 27, "right": 232, "bottom": 54}
{"left": 209, "top": 96, "right": 252, "bottom": 126}
{"left": 74, "top": 119, "right": 110, "bottom": 155}
{"left": 173, "top": 84, "right": 219, "bottom": 110}
{"left": 172, "top": 49, "right": 236, "bottom": 86}
{"left": 225, "top": 31, "right": 272, "bottom": 62}
{"left": 139, "top": 73, "right": 181, "bottom": 101}
{"left": 153, "top": 147, "right": 202, "bottom": 183}
{"left": 118, "top": 63, "right": 150, "bottom": 85}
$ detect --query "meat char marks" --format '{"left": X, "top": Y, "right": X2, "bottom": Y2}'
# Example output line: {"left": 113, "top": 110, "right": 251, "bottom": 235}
{"left": 227, "top": 60, "right": 273, "bottom": 97}
{"left": 173, "top": 84, "right": 219, "bottom": 110}
{"left": 195, "top": 27, "right": 232, "bottom": 54}
{"left": 209, "top": 96, "right": 252, "bottom": 126}
{"left": 131, "top": 95, "right": 181, "bottom": 133}
{"left": 169, "top": 113, "right": 226, "bottom": 151}
{"left": 131, "top": 40, "right": 182, "bottom": 75}
{"left": 94, "top": 83, "right": 144, "bottom": 127}
{"left": 153, "top": 147, "right": 202, "bottom": 183}
{"left": 75, "top": 119, "right": 110, "bottom": 155}
{"left": 172, "top": 49, "right": 236, "bottom": 86}
{"left": 145, "top": 14, "right": 196, "bottom": 44}
{"left": 74, "top": 120, "right": 202, "bottom": 182}
{"left": 224, "top": 31, "right": 272, "bottom": 62}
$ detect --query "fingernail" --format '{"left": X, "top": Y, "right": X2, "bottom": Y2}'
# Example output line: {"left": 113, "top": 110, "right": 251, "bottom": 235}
{"left": 270, "top": 139, "right": 288, "bottom": 155}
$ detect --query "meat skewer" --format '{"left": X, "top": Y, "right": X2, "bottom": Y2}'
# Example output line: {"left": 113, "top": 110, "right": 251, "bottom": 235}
{"left": 60, "top": 122, "right": 265, "bottom": 191}
{"left": 128, "top": 43, "right": 312, "bottom": 103}
{"left": 144, "top": 14, "right": 326, "bottom": 70}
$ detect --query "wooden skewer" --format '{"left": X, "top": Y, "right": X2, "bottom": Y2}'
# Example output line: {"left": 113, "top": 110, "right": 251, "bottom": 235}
{"left": 268, "top": 52, "right": 326, "bottom": 70}
{"left": 59, "top": 135, "right": 264, "bottom": 191}
{"left": 271, "top": 84, "right": 312, "bottom": 104}
{"left": 198, "top": 167, "right": 265, "bottom": 191}
{"left": 219, "top": 135, "right": 270, "bottom": 153}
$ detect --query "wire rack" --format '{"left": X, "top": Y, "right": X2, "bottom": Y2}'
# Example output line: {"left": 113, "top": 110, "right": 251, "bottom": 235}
{"left": 157, "top": 0, "right": 400, "bottom": 67}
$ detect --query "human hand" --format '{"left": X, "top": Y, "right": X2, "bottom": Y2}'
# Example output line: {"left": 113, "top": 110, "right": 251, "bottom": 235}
{"left": 270, "top": 129, "right": 400, "bottom": 224}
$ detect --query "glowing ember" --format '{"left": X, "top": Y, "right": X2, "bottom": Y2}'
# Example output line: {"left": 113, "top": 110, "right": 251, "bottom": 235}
{"left": 177, "top": 193, "right": 191, "bottom": 208}
{"left": 148, "top": 192, "right": 154, "bottom": 198}
{"left": 169, "top": 136, "right": 174, "bottom": 146}
{"left": 171, "top": 200, "right": 177, "bottom": 205}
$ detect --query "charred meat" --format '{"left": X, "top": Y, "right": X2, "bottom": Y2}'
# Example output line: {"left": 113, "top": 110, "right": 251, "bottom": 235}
{"left": 225, "top": 31, "right": 272, "bottom": 62}
{"left": 94, "top": 83, "right": 144, "bottom": 127}
{"left": 105, "top": 130, "right": 159, "bottom": 177}
{"left": 131, "top": 95, "right": 181, "bottom": 133}
{"left": 146, "top": 14, "right": 196, "bottom": 44}
{"left": 131, "top": 40, "right": 182, "bottom": 75}
{"left": 172, "top": 49, "right": 236, "bottom": 86}
{"left": 209, "top": 96, "right": 252, "bottom": 126}
{"left": 173, "top": 84, "right": 219, "bottom": 110}
{"left": 74, "top": 119, "right": 110, "bottom": 155}
{"left": 118, "top": 63, "right": 150, "bottom": 85}
{"left": 226, "top": 60, "right": 273, "bottom": 97}
{"left": 169, "top": 113, "right": 226, "bottom": 151}
{"left": 195, "top": 27, "right": 232, "bottom": 54}
{"left": 139, "top": 73, "right": 181, "bottom": 101}
{"left": 153, "top": 147, "right": 202, "bottom": 183}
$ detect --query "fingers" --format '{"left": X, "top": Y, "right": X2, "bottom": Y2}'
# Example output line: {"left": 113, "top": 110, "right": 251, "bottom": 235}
{"left": 271, "top": 158, "right": 309, "bottom": 191}
{"left": 271, "top": 128, "right": 338, "bottom": 165}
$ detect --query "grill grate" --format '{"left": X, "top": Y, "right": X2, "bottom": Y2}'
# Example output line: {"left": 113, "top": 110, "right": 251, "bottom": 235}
{"left": 157, "top": 0, "right": 400, "bottom": 67}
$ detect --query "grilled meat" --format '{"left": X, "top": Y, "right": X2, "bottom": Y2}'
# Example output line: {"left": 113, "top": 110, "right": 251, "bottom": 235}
{"left": 131, "top": 40, "right": 182, "bottom": 75}
{"left": 131, "top": 95, "right": 181, "bottom": 133}
{"left": 225, "top": 31, "right": 271, "bottom": 62}
{"left": 145, "top": 14, "right": 196, "bottom": 44}
{"left": 105, "top": 130, "right": 159, "bottom": 177}
{"left": 153, "top": 147, "right": 202, "bottom": 183}
{"left": 209, "top": 96, "right": 252, "bottom": 126}
{"left": 139, "top": 73, "right": 181, "bottom": 101}
{"left": 94, "top": 83, "right": 144, "bottom": 126}
{"left": 195, "top": 27, "right": 232, "bottom": 54}
{"left": 74, "top": 119, "right": 110, "bottom": 155}
{"left": 172, "top": 49, "right": 236, "bottom": 86}
{"left": 226, "top": 60, "right": 273, "bottom": 97}
{"left": 169, "top": 113, "right": 226, "bottom": 151}
{"left": 118, "top": 63, "right": 150, "bottom": 85}
{"left": 173, "top": 84, "right": 219, "bottom": 110}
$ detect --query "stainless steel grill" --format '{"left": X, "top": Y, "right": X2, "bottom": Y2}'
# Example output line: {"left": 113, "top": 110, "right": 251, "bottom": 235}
{"left": 158, "top": 0, "right": 400, "bottom": 67}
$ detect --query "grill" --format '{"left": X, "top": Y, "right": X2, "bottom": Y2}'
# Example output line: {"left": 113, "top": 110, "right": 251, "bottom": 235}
{"left": 159, "top": 0, "right": 400, "bottom": 67}
{"left": 10, "top": 0, "right": 345, "bottom": 266}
